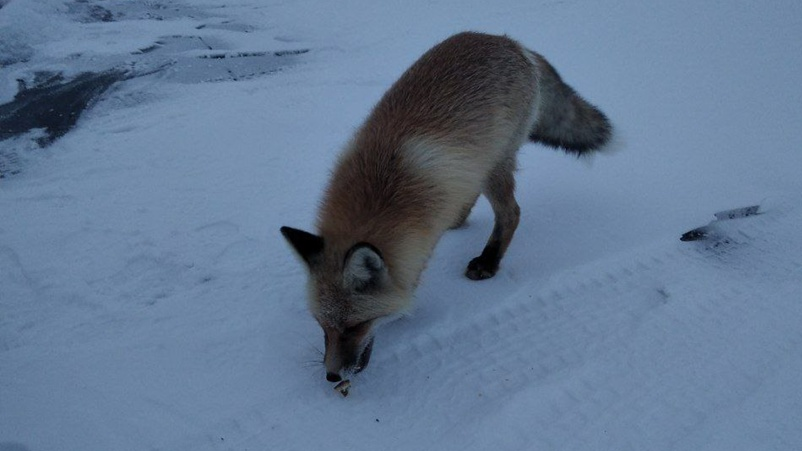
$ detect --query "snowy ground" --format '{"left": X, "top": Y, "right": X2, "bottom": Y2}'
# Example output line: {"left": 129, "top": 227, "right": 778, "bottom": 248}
{"left": 2, "top": 0, "right": 802, "bottom": 450}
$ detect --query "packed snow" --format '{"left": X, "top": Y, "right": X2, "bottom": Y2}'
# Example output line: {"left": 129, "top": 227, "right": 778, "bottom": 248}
{"left": 2, "top": 0, "right": 802, "bottom": 450}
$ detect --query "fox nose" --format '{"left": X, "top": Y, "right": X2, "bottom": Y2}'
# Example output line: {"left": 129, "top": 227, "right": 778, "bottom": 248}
{"left": 326, "top": 372, "right": 342, "bottom": 382}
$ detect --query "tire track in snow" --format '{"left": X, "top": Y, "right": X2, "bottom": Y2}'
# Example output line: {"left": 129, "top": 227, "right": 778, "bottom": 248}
{"left": 368, "top": 251, "right": 671, "bottom": 421}
{"left": 167, "top": 202, "right": 802, "bottom": 451}
{"left": 360, "top": 201, "right": 802, "bottom": 447}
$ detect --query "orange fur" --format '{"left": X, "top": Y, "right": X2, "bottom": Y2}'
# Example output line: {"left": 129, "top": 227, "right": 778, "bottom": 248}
{"left": 282, "top": 32, "right": 612, "bottom": 380}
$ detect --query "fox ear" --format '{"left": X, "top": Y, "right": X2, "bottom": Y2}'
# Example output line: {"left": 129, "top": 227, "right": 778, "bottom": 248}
{"left": 280, "top": 226, "right": 324, "bottom": 266}
{"left": 343, "top": 243, "right": 387, "bottom": 292}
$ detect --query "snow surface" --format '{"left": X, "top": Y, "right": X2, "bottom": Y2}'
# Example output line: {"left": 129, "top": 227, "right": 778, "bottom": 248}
{"left": 2, "top": 0, "right": 802, "bottom": 450}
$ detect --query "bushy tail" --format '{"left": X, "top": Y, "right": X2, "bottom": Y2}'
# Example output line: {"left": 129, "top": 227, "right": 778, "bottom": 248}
{"left": 528, "top": 52, "right": 612, "bottom": 156}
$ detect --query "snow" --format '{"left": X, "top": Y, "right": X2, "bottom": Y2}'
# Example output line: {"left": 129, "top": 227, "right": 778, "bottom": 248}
{"left": 2, "top": 0, "right": 802, "bottom": 450}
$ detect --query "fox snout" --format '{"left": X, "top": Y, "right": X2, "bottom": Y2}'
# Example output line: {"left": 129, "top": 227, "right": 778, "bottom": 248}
{"left": 323, "top": 324, "right": 375, "bottom": 382}
{"left": 281, "top": 226, "right": 396, "bottom": 382}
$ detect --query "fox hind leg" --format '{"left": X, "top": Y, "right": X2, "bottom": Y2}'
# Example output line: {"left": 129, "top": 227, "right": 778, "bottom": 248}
{"left": 450, "top": 193, "right": 480, "bottom": 229}
{"left": 466, "top": 158, "right": 520, "bottom": 280}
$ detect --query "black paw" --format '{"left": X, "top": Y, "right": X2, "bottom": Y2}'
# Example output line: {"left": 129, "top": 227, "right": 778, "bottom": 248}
{"left": 465, "top": 256, "right": 498, "bottom": 280}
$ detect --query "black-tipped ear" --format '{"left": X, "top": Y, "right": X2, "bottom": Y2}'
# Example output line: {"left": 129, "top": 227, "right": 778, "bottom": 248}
{"left": 343, "top": 243, "right": 387, "bottom": 292}
{"left": 280, "top": 226, "right": 324, "bottom": 266}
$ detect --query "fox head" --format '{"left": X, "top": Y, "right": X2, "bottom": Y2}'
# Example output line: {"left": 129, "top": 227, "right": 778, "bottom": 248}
{"left": 280, "top": 226, "right": 402, "bottom": 382}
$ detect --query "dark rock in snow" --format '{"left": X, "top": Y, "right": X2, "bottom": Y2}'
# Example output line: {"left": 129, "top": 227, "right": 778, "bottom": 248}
{"left": 0, "top": 0, "right": 310, "bottom": 177}
{"left": 0, "top": 70, "right": 126, "bottom": 146}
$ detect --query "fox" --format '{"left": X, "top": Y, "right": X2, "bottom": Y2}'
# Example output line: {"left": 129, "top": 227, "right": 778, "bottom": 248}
{"left": 281, "top": 32, "right": 612, "bottom": 384}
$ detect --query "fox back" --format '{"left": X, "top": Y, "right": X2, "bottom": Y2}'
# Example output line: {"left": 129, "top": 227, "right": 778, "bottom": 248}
{"left": 281, "top": 32, "right": 612, "bottom": 384}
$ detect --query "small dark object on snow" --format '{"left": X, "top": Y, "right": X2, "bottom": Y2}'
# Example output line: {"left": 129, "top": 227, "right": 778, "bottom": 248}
{"left": 680, "top": 205, "right": 761, "bottom": 242}
{"left": 334, "top": 379, "right": 351, "bottom": 397}
{"left": 680, "top": 227, "right": 709, "bottom": 242}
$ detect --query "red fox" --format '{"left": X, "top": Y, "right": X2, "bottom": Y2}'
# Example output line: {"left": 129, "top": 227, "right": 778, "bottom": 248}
{"left": 281, "top": 32, "right": 612, "bottom": 384}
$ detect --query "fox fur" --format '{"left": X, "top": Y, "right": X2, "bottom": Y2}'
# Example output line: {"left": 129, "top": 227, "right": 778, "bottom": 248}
{"left": 281, "top": 32, "right": 612, "bottom": 382}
